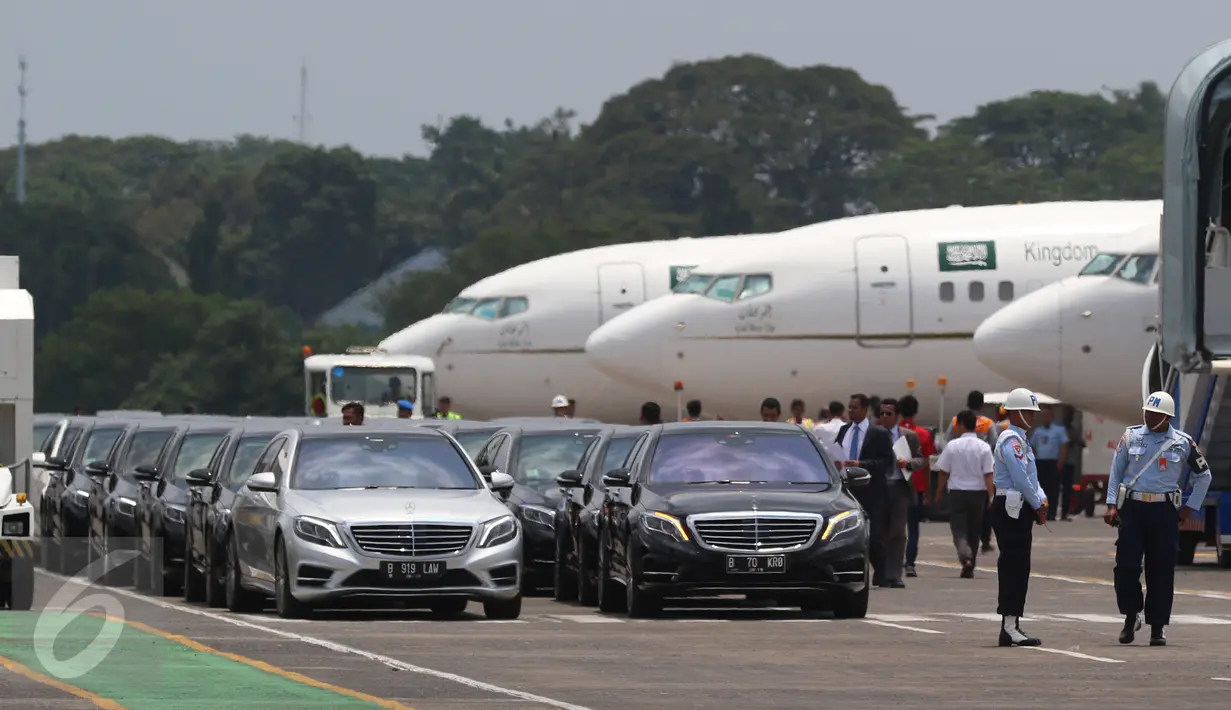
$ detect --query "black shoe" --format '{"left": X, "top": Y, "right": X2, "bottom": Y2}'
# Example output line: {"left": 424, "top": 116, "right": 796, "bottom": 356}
{"left": 886, "top": 580, "right": 905, "bottom": 588}
{"left": 1150, "top": 626, "right": 1166, "bottom": 646}
{"left": 1119, "top": 613, "right": 1142, "bottom": 644}
{"left": 998, "top": 624, "right": 1041, "bottom": 647}
{"left": 905, "top": 565, "right": 917, "bottom": 578}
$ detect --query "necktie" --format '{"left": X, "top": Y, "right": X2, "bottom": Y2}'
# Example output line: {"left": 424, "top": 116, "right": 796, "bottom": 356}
{"left": 849, "top": 423, "right": 860, "bottom": 459}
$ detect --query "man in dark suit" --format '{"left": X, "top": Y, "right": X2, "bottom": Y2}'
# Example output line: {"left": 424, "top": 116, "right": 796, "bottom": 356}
{"left": 835, "top": 393, "right": 896, "bottom": 586}
{"left": 877, "top": 398, "right": 926, "bottom": 588}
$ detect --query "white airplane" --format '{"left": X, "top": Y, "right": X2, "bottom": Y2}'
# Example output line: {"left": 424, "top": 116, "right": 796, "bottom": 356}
{"left": 582, "top": 201, "right": 1163, "bottom": 424}
{"left": 971, "top": 222, "right": 1161, "bottom": 424}
{"left": 378, "top": 234, "right": 773, "bottom": 423}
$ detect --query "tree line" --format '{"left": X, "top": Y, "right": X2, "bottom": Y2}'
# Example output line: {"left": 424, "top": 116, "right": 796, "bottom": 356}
{"left": 0, "top": 54, "right": 1166, "bottom": 415}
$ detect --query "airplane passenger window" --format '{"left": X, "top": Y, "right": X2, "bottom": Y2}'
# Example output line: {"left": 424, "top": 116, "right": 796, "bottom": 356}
{"left": 674, "top": 274, "right": 714, "bottom": 294}
{"left": 737, "top": 274, "right": 773, "bottom": 299}
{"left": 706, "top": 275, "right": 741, "bottom": 302}
{"left": 1078, "top": 253, "right": 1125, "bottom": 276}
{"left": 471, "top": 298, "right": 501, "bottom": 320}
{"left": 998, "top": 281, "right": 1014, "bottom": 302}
{"left": 499, "top": 297, "right": 529, "bottom": 318}
{"left": 1114, "top": 254, "right": 1158, "bottom": 284}
{"left": 939, "top": 282, "right": 954, "bottom": 302}
{"left": 968, "top": 281, "right": 984, "bottom": 302}
{"left": 445, "top": 297, "right": 477, "bottom": 314}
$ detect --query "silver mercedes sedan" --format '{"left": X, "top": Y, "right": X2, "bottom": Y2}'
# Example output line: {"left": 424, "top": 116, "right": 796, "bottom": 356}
{"left": 224, "top": 425, "right": 522, "bottom": 619}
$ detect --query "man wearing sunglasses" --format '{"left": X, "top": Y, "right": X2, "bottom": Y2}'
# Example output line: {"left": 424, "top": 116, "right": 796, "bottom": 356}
{"left": 876, "top": 398, "right": 926, "bottom": 589}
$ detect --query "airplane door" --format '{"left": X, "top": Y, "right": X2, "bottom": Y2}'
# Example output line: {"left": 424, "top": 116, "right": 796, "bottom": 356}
{"left": 598, "top": 263, "right": 647, "bottom": 324}
{"left": 855, "top": 235, "right": 912, "bottom": 347}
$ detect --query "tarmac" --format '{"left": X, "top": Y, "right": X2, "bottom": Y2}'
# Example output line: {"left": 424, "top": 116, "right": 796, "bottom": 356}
{"left": 3, "top": 515, "right": 1230, "bottom": 709}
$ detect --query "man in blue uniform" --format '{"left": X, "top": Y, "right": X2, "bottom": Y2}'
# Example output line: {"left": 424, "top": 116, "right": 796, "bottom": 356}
{"left": 1105, "top": 391, "right": 1212, "bottom": 647}
{"left": 991, "top": 387, "right": 1048, "bottom": 647}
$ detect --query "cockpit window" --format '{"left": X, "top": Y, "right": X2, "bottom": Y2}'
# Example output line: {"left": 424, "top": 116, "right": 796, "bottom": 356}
{"left": 1078, "top": 253, "right": 1125, "bottom": 276}
{"left": 444, "top": 297, "right": 476, "bottom": 314}
{"left": 1113, "top": 254, "right": 1157, "bottom": 284}
{"left": 499, "top": 297, "right": 529, "bottom": 318}
{"left": 673, "top": 274, "right": 714, "bottom": 294}
{"left": 737, "top": 274, "right": 773, "bottom": 300}
{"left": 706, "top": 275, "right": 741, "bottom": 302}
{"left": 471, "top": 298, "right": 502, "bottom": 320}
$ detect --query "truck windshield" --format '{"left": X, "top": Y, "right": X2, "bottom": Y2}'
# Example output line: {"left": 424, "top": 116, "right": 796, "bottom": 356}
{"left": 330, "top": 367, "right": 417, "bottom": 406}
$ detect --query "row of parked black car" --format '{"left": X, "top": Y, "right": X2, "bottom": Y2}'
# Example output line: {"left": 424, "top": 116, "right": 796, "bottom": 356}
{"left": 30, "top": 413, "right": 873, "bottom": 619}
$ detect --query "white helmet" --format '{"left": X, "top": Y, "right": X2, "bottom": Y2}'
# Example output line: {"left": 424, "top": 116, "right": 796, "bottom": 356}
{"left": 1143, "top": 391, "right": 1175, "bottom": 417}
{"left": 551, "top": 395, "right": 569, "bottom": 409}
{"left": 1003, "top": 387, "right": 1041, "bottom": 411}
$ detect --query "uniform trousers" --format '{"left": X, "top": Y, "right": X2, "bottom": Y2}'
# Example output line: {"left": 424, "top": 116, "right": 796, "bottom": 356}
{"left": 1036, "top": 459, "right": 1060, "bottom": 520}
{"left": 989, "top": 495, "right": 1035, "bottom": 617}
{"left": 1114, "top": 499, "right": 1179, "bottom": 626}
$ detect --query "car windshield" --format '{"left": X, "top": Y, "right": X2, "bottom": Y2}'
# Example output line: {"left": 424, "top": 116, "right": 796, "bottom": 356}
{"left": 329, "top": 367, "right": 417, "bottom": 406}
{"left": 455, "top": 432, "right": 495, "bottom": 458}
{"left": 81, "top": 428, "right": 123, "bottom": 466}
{"left": 516, "top": 432, "right": 599, "bottom": 492}
{"left": 292, "top": 435, "right": 479, "bottom": 490}
{"left": 1078, "top": 253, "right": 1124, "bottom": 276}
{"left": 172, "top": 433, "right": 226, "bottom": 483}
{"left": 226, "top": 435, "right": 274, "bottom": 490}
{"left": 648, "top": 431, "right": 832, "bottom": 485}
{"left": 602, "top": 436, "right": 639, "bottom": 471}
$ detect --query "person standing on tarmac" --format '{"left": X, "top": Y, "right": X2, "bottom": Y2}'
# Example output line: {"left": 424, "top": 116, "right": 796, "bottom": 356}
{"left": 787, "top": 399, "right": 814, "bottom": 428}
{"left": 434, "top": 396, "right": 462, "bottom": 420}
{"left": 1105, "top": 391, "right": 1212, "bottom": 647}
{"left": 682, "top": 399, "right": 703, "bottom": 422}
{"left": 990, "top": 387, "right": 1047, "bottom": 647}
{"left": 396, "top": 400, "right": 414, "bottom": 419}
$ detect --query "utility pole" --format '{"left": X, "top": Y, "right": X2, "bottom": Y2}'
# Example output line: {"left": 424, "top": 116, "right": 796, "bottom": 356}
{"left": 294, "top": 59, "right": 309, "bottom": 143}
{"left": 16, "top": 56, "right": 28, "bottom": 204}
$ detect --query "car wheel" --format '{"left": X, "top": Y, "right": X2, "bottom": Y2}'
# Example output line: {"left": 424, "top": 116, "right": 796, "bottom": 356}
{"left": 576, "top": 542, "right": 597, "bottom": 607}
{"left": 7, "top": 558, "right": 34, "bottom": 611}
{"left": 429, "top": 597, "right": 469, "bottom": 618}
{"left": 831, "top": 561, "right": 871, "bottom": 619}
{"left": 482, "top": 595, "right": 522, "bottom": 620}
{"left": 274, "top": 537, "right": 310, "bottom": 619}
{"left": 596, "top": 542, "right": 625, "bottom": 613}
{"left": 183, "top": 526, "right": 205, "bottom": 603}
{"left": 625, "top": 549, "right": 660, "bottom": 618}
{"left": 553, "top": 533, "right": 577, "bottom": 602}
{"left": 224, "top": 532, "right": 262, "bottom": 613}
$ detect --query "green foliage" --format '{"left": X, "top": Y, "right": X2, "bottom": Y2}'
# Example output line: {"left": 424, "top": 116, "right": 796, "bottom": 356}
{"left": 0, "top": 58, "right": 1170, "bottom": 415}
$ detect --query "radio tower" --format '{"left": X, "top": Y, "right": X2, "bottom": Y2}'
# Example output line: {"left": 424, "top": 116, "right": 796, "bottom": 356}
{"left": 293, "top": 59, "right": 310, "bottom": 143}
{"left": 16, "top": 56, "right": 28, "bottom": 203}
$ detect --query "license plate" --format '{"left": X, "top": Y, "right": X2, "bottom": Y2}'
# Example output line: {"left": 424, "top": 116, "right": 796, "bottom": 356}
{"left": 380, "top": 560, "right": 445, "bottom": 581}
{"left": 726, "top": 555, "right": 786, "bottom": 574}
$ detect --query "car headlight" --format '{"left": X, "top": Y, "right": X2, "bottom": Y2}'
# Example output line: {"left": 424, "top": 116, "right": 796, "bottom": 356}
{"left": 164, "top": 504, "right": 186, "bottom": 524}
{"left": 520, "top": 504, "right": 554, "bottom": 530}
{"left": 293, "top": 516, "right": 345, "bottom": 548}
{"left": 477, "top": 515, "right": 518, "bottom": 548}
{"left": 640, "top": 511, "right": 688, "bottom": 542}
{"left": 114, "top": 497, "right": 136, "bottom": 518}
{"left": 2, "top": 513, "right": 29, "bottom": 537}
{"left": 821, "top": 510, "right": 862, "bottom": 541}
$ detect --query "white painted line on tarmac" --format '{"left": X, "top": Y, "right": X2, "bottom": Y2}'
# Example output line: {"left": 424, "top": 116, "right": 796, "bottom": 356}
{"left": 1025, "top": 647, "right": 1124, "bottom": 664}
{"left": 1053, "top": 614, "right": 1124, "bottom": 624}
{"left": 543, "top": 615, "right": 622, "bottom": 623}
{"left": 861, "top": 619, "right": 944, "bottom": 635}
{"left": 867, "top": 614, "right": 941, "bottom": 622}
{"left": 917, "top": 561, "right": 1231, "bottom": 600}
{"left": 38, "top": 570, "right": 595, "bottom": 710}
{"left": 767, "top": 619, "right": 829, "bottom": 623}
{"left": 1170, "top": 614, "right": 1231, "bottom": 625}
{"left": 1212, "top": 677, "right": 1231, "bottom": 682}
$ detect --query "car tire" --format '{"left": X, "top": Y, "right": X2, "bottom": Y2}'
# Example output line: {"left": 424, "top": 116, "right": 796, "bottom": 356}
{"left": 483, "top": 594, "right": 522, "bottom": 620}
{"left": 625, "top": 549, "right": 660, "bottom": 618}
{"left": 553, "top": 533, "right": 577, "bottom": 602}
{"left": 274, "top": 537, "right": 311, "bottom": 619}
{"left": 576, "top": 542, "right": 597, "bottom": 607}
{"left": 831, "top": 562, "right": 871, "bottom": 619}
{"left": 183, "top": 525, "right": 205, "bottom": 603}
{"left": 224, "top": 532, "right": 262, "bottom": 613}
{"left": 596, "top": 543, "right": 625, "bottom": 613}
{"left": 430, "top": 597, "right": 469, "bottom": 618}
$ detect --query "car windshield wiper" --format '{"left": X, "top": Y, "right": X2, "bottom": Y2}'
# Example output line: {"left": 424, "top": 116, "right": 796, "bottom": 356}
{"left": 337, "top": 485, "right": 416, "bottom": 490}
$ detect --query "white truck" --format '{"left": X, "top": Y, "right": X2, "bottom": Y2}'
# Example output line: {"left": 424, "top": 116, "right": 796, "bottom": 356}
{"left": 303, "top": 346, "right": 437, "bottom": 419}
{"left": 0, "top": 465, "right": 35, "bottom": 610}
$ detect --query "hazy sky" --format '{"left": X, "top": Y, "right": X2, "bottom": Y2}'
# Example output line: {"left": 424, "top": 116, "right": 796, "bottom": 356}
{"left": 2, "top": 1, "right": 1230, "bottom": 158}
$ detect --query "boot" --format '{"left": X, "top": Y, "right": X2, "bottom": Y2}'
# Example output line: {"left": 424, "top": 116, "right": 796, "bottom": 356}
{"left": 998, "top": 615, "right": 1041, "bottom": 647}
{"left": 1150, "top": 625, "right": 1166, "bottom": 647}
{"left": 1119, "top": 612, "right": 1142, "bottom": 644}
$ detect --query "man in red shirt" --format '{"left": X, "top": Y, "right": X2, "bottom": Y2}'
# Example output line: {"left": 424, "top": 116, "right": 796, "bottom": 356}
{"left": 898, "top": 395, "right": 936, "bottom": 578}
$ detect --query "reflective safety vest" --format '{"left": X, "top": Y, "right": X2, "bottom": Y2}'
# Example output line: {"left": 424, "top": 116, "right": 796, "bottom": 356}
{"left": 789, "top": 417, "right": 815, "bottom": 429}
{"left": 436, "top": 411, "right": 463, "bottom": 420}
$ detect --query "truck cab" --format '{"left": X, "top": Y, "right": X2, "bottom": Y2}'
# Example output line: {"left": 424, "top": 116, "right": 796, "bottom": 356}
{"left": 303, "top": 347, "right": 436, "bottom": 420}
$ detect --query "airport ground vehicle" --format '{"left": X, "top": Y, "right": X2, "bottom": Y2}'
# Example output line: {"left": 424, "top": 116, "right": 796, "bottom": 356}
{"left": 227, "top": 425, "right": 523, "bottom": 619}
{"left": 0, "top": 465, "right": 35, "bottom": 610}
{"left": 303, "top": 347, "right": 436, "bottom": 420}
{"left": 595, "top": 422, "right": 872, "bottom": 618}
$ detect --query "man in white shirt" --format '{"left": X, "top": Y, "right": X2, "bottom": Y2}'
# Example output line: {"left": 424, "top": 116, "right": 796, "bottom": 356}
{"left": 812, "top": 400, "right": 847, "bottom": 444}
{"left": 935, "top": 409, "right": 996, "bottom": 578}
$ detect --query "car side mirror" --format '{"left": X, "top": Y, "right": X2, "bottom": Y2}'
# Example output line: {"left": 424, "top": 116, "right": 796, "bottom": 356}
{"left": 477, "top": 464, "right": 496, "bottom": 480}
{"left": 843, "top": 466, "right": 872, "bottom": 488}
{"left": 556, "top": 469, "right": 584, "bottom": 488}
{"left": 85, "top": 461, "right": 111, "bottom": 478}
{"left": 185, "top": 468, "right": 213, "bottom": 487}
{"left": 35, "top": 455, "right": 68, "bottom": 471}
{"left": 245, "top": 471, "right": 278, "bottom": 493}
{"left": 30, "top": 452, "right": 46, "bottom": 466}
{"left": 489, "top": 471, "right": 515, "bottom": 492}
{"left": 133, "top": 464, "right": 160, "bottom": 481}
{"left": 602, "top": 468, "right": 632, "bottom": 487}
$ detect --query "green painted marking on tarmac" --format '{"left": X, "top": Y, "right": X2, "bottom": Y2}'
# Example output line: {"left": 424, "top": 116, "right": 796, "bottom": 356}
{"left": 0, "top": 612, "right": 384, "bottom": 708}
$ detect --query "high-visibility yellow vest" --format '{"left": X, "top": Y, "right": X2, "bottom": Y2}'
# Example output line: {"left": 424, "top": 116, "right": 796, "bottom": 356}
{"left": 435, "top": 411, "right": 462, "bottom": 420}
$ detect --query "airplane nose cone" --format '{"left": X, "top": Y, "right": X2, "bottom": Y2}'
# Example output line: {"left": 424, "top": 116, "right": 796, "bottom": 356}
{"left": 379, "top": 315, "right": 456, "bottom": 356}
{"left": 972, "top": 286, "right": 1062, "bottom": 395}
{"left": 585, "top": 307, "right": 671, "bottom": 387}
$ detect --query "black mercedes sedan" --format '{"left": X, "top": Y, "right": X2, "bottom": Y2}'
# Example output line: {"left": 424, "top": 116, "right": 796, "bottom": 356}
{"left": 595, "top": 421, "right": 871, "bottom": 618}
{"left": 471, "top": 423, "right": 605, "bottom": 594}
{"left": 554, "top": 426, "right": 644, "bottom": 605}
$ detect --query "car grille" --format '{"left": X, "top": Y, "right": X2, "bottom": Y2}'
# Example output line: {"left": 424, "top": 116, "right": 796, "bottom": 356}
{"left": 348, "top": 523, "right": 473, "bottom": 557}
{"left": 690, "top": 515, "right": 819, "bottom": 552}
